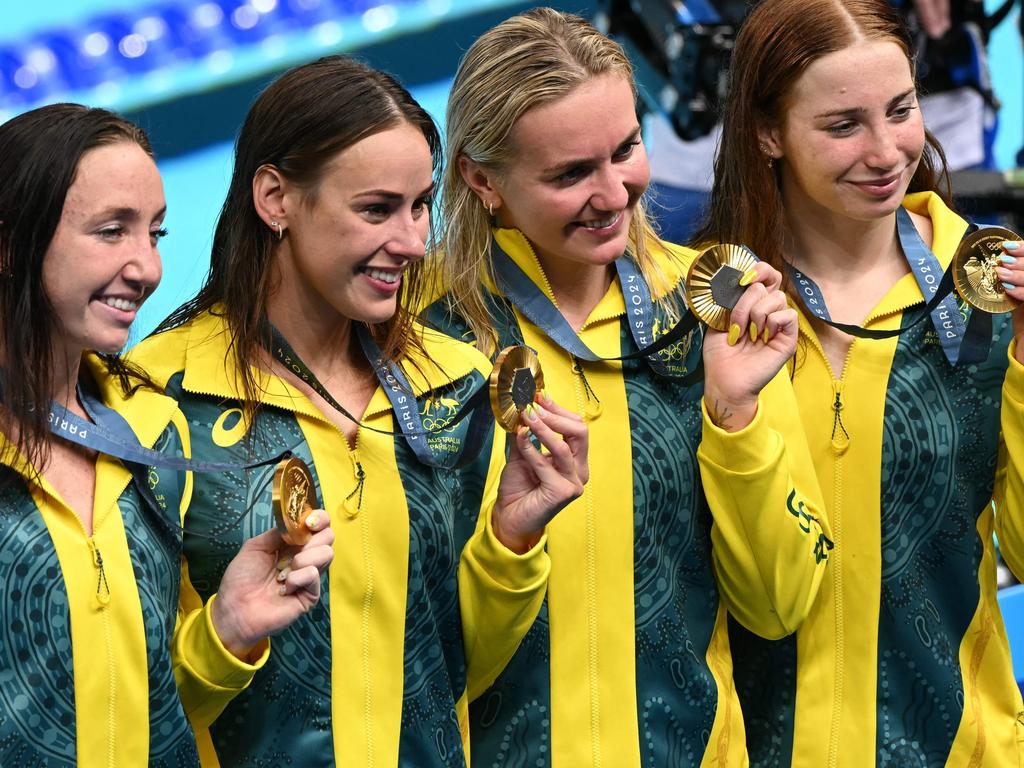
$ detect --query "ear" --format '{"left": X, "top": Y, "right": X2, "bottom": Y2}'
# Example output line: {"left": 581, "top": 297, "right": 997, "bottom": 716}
{"left": 457, "top": 155, "right": 503, "bottom": 213}
{"left": 253, "top": 164, "right": 290, "bottom": 232}
{"left": 756, "top": 122, "right": 783, "bottom": 159}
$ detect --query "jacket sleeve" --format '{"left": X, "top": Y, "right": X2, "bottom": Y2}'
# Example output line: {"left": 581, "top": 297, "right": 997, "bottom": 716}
{"left": 167, "top": 408, "right": 270, "bottom": 729}
{"left": 697, "top": 368, "right": 832, "bottom": 639}
{"left": 457, "top": 428, "right": 551, "bottom": 701}
{"left": 993, "top": 340, "right": 1024, "bottom": 579}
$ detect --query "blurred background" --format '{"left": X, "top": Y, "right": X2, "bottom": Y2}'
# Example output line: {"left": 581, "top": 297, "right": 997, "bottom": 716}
{"left": 4, "top": 0, "right": 1024, "bottom": 679}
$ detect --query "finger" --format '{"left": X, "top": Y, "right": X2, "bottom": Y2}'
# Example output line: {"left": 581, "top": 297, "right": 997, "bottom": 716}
{"left": 522, "top": 406, "right": 578, "bottom": 479}
{"left": 764, "top": 307, "right": 799, "bottom": 346}
{"left": 301, "top": 508, "right": 331, "bottom": 533}
{"left": 726, "top": 282, "right": 768, "bottom": 342}
{"left": 280, "top": 565, "right": 323, "bottom": 597}
{"left": 288, "top": 543, "right": 335, "bottom": 574}
{"left": 534, "top": 392, "right": 585, "bottom": 422}
{"left": 533, "top": 402, "right": 589, "bottom": 481}
{"left": 740, "top": 260, "right": 783, "bottom": 293}
{"left": 513, "top": 426, "right": 569, "bottom": 488}
{"left": 747, "top": 290, "right": 788, "bottom": 342}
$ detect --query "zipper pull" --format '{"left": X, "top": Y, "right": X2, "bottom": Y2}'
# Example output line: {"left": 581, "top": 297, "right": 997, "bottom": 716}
{"left": 89, "top": 541, "right": 111, "bottom": 607}
{"left": 343, "top": 461, "right": 366, "bottom": 518}
{"left": 830, "top": 381, "right": 850, "bottom": 452}
{"left": 571, "top": 356, "right": 603, "bottom": 420}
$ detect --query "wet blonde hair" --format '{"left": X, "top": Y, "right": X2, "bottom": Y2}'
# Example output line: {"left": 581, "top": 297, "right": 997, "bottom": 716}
{"left": 439, "top": 6, "right": 672, "bottom": 356}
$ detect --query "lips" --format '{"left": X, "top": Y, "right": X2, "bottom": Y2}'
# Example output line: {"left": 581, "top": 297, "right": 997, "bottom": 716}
{"left": 848, "top": 173, "right": 903, "bottom": 198}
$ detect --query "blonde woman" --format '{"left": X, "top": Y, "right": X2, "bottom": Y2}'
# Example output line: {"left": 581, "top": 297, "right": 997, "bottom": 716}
{"left": 423, "top": 8, "right": 832, "bottom": 766}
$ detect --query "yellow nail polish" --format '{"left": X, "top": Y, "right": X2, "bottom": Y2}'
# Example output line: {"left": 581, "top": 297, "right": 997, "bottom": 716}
{"left": 727, "top": 323, "right": 741, "bottom": 346}
{"left": 305, "top": 513, "right": 318, "bottom": 529}
{"left": 763, "top": 328, "right": 771, "bottom": 343}
{"left": 739, "top": 269, "right": 757, "bottom": 287}
{"left": 749, "top": 322, "right": 758, "bottom": 342}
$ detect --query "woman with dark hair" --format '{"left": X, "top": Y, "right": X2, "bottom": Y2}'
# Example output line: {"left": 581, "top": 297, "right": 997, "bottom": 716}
{"left": 133, "top": 55, "right": 587, "bottom": 766}
{"left": 696, "top": 0, "right": 1024, "bottom": 763}
{"left": 0, "top": 103, "right": 335, "bottom": 767}
{"left": 425, "top": 7, "right": 831, "bottom": 766}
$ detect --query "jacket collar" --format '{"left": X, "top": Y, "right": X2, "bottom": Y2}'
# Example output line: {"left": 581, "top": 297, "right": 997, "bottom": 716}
{"left": 0, "top": 352, "right": 177, "bottom": 477}
{"left": 178, "top": 309, "right": 486, "bottom": 420}
{"left": 489, "top": 227, "right": 690, "bottom": 328}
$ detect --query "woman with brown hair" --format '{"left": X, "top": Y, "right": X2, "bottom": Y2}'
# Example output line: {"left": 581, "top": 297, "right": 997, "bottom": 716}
{"left": 696, "top": 0, "right": 1024, "bottom": 763}
{"left": 0, "top": 103, "right": 334, "bottom": 767}
{"left": 424, "top": 7, "right": 831, "bottom": 766}
{"left": 133, "top": 55, "right": 588, "bottom": 766}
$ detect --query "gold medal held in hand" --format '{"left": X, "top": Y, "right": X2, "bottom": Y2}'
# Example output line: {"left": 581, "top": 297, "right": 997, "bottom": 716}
{"left": 684, "top": 243, "right": 759, "bottom": 331}
{"left": 490, "top": 346, "right": 544, "bottom": 432}
{"left": 272, "top": 456, "right": 318, "bottom": 546}
{"left": 953, "top": 226, "right": 1023, "bottom": 314}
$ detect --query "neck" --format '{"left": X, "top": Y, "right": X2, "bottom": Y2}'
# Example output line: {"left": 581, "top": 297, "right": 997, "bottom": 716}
{"left": 266, "top": 295, "right": 366, "bottom": 379}
{"left": 51, "top": 345, "right": 85, "bottom": 415}
{"left": 537, "top": 251, "right": 615, "bottom": 332}
{"left": 783, "top": 194, "right": 902, "bottom": 281}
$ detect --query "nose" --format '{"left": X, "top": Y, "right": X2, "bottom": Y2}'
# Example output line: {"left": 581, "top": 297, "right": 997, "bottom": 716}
{"left": 121, "top": 232, "right": 163, "bottom": 294}
{"left": 865, "top": 124, "right": 902, "bottom": 170}
{"left": 589, "top": 165, "right": 631, "bottom": 212}
{"left": 389, "top": 212, "right": 428, "bottom": 262}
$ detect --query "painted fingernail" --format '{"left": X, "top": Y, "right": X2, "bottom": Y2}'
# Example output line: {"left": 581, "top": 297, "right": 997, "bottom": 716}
{"left": 727, "top": 323, "right": 741, "bottom": 346}
{"left": 305, "top": 513, "right": 319, "bottom": 529}
{"left": 1003, "top": 282, "right": 1016, "bottom": 291}
{"left": 279, "top": 585, "right": 288, "bottom": 596}
{"left": 1000, "top": 254, "right": 1017, "bottom": 264}
{"left": 276, "top": 555, "right": 291, "bottom": 571}
{"left": 541, "top": 388, "right": 552, "bottom": 403}
{"left": 1003, "top": 241, "right": 1020, "bottom": 250}
{"left": 276, "top": 569, "right": 289, "bottom": 582}
{"left": 748, "top": 322, "right": 758, "bottom": 343}
{"left": 763, "top": 328, "right": 771, "bottom": 343}
{"left": 739, "top": 269, "right": 757, "bottom": 287}
{"left": 524, "top": 404, "right": 538, "bottom": 421}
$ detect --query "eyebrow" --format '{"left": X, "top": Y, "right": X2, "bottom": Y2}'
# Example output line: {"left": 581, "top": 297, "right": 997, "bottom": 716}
{"left": 813, "top": 89, "right": 915, "bottom": 119}
{"left": 541, "top": 127, "right": 641, "bottom": 175}
{"left": 353, "top": 184, "right": 435, "bottom": 201}
{"left": 91, "top": 205, "right": 167, "bottom": 222}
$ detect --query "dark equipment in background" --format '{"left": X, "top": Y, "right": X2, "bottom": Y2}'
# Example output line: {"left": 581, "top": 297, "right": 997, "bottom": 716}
{"left": 595, "top": 0, "right": 745, "bottom": 141}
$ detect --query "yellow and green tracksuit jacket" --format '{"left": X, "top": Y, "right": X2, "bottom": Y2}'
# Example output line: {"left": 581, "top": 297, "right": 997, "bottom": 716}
{"left": 729, "top": 192, "right": 1024, "bottom": 766}
{"left": 132, "top": 309, "right": 550, "bottom": 767}
{"left": 422, "top": 229, "right": 831, "bottom": 767}
{"left": 0, "top": 353, "right": 265, "bottom": 768}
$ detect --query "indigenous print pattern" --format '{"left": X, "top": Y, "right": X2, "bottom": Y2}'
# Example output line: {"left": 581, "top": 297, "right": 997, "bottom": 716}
{"left": 429, "top": 291, "right": 723, "bottom": 767}
{"left": 730, "top": 308, "right": 1014, "bottom": 767}
{"left": 875, "top": 311, "right": 1011, "bottom": 764}
{"left": 165, "top": 366, "right": 490, "bottom": 767}
{"left": 0, "top": 425, "right": 197, "bottom": 767}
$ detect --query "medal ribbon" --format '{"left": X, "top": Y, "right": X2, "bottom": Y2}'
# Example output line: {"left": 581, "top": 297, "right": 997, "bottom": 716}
{"left": 264, "top": 323, "right": 491, "bottom": 469}
{"left": 788, "top": 212, "right": 989, "bottom": 365}
{"left": 489, "top": 238, "right": 699, "bottom": 378}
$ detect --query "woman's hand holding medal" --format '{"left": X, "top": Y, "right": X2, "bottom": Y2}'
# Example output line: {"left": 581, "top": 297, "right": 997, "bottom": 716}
{"left": 491, "top": 393, "right": 589, "bottom": 555}
{"left": 700, "top": 261, "right": 799, "bottom": 432}
{"left": 210, "top": 511, "right": 335, "bottom": 661}
{"left": 990, "top": 240, "right": 1024, "bottom": 362}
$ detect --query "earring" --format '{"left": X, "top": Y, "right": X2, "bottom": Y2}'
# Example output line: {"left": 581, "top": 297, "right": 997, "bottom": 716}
{"left": 271, "top": 220, "right": 284, "bottom": 240}
{"left": 759, "top": 143, "right": 774, "bottom": 169}
{"left": 486, "top": 201, "right": 494, "bottom": 217}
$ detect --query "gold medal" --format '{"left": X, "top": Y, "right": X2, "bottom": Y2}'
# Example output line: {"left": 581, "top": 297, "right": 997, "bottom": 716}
{"left": 272, "top": 456, "right": 318, "bottom": 546}
{"left": 953, "top": 226, "right": 1022, "bottom": 314}
{"left": 684, "top": 243, "right": 759, "bottom": 331}
{"left": 489, "top": 346, "right": 544, "bottom": 432}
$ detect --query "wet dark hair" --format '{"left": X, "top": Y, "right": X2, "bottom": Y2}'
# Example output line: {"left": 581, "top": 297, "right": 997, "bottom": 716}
{"left": 157, "top": 54, "right": 443, "bottom": 410}
{"left": 0, "top": 103, "right": 155, "bottom": 476}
